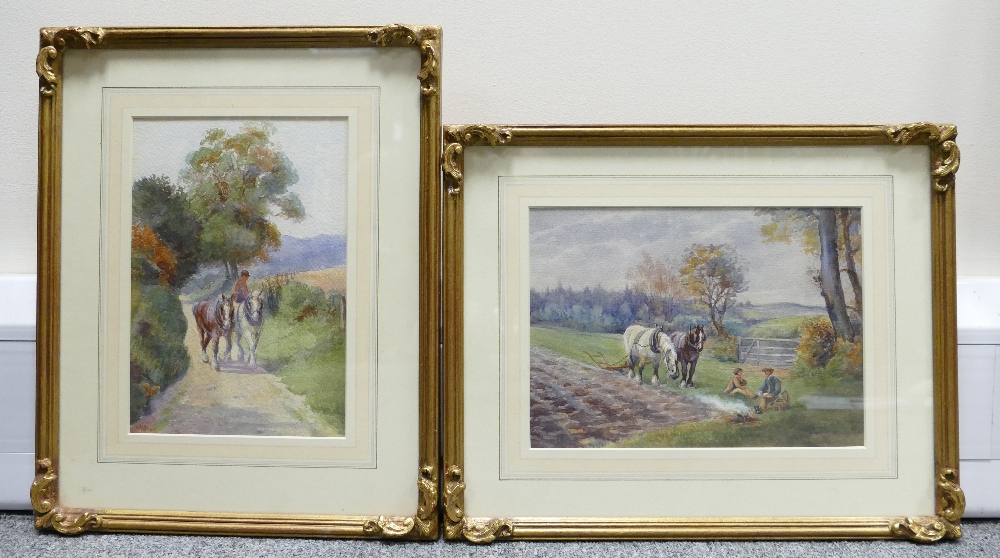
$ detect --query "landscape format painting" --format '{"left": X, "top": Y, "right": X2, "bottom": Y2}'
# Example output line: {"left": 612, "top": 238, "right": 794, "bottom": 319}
{"left": 529, "top": 207, "right": 864, "bottom": 449}
{"left": 128, "top": 119, "right": 349, "bottom": 437}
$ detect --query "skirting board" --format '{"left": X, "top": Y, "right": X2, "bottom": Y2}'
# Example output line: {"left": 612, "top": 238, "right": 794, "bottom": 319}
{"left": 0, "top": 275, "right": 35, "bottom": 510}
{"left": 958, "top": 277, "right": 1000, "bottom": 518}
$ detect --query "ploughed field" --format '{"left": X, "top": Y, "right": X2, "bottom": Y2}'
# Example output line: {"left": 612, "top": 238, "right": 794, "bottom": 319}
{"left": 530, "top": 345, "right": 716, "bottom": 447}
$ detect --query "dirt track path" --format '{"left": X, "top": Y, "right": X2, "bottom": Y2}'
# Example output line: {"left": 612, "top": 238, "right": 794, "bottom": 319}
{"left": 131, "top": 302, "right": 336, "bottom": 436}
{"left": 530, "top": 346, "right": 717, "bottom": 448}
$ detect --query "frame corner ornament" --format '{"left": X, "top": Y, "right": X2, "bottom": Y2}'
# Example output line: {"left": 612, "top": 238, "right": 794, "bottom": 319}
{"left": 886, "top": 122, "right": 959, "bottom": 193}
{"left": 441, "top": 142, "right": 464, "bottom": 197}
{"left": 31, "top": 458, "right": 102, "bottom": 535}
{"left": 442, "top": 465, "right": 513, "bottom": 543}
{"left": 368, "top": 24, "right": 439, "bottom": 96}
{"left": 37, "top": 27, "right": 106, "bottom": 97}
{"left": 362, "top": 516, "right": 416, "bottom": 538}
{"left": 891, "top": 467, "right": 964, "bottom": 542}
{"left": 361, "top": 463, "right": 438, "bottom": 539}
{"left": 447, "top": 124, "right": 513, "bottom": 147}
{"left": 414, "top": 463, "right": 439, "bottom": 537}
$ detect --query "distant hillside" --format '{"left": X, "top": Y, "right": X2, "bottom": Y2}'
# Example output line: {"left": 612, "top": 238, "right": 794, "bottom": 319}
{"left": 759, "top": 302, "right": 826, "bottom": 316}
{"left": 250, "top": 234, "right": 346, "bottom": 276}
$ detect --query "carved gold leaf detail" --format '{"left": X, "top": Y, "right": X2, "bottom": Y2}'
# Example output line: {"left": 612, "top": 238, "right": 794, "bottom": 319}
{"left": 31, "top": 458, "right": 103, "bottom": 535}
{"left": 417, "top": 35, "right": 439, "bottom": 96}
{"left": 450, "top": 124, "right": 513, "bottom": 147}
{"left": 937, "top": 467, "right": 964, "bottom": 538}
{"left": 368, "top": 24, "right": 419, "bottom": 47}
{"left": 892, "top": 467, "right": 964, "bottom": 542}
{"left": 891, "top": 517, "right": 949, "bottom": 543}
{"left": 461, "top": 517, "right": 515, "bottom": 543}
{"left": 443, "top": 465, "right": 465, "bottom": 525}
{"left": 887, "top": 123, "right": 959, "bottom": 193}
{"left": 414, "top": 463, "right": 438, "bottom": 536}
{"left": 442, "top": 142, "right": 464, "bottom": 196}
{"left": 36, "top": 27, "right": 106, "bottom": 97}
{"left": 368, "top": 24, "right": 439, "bottom": 96}
{"left": 361, "top": 464, "right": 437, "bottom": 539}
{"left": 441, "top": 466, "right": 512, "bottom": 542}
{"left": 362, "top": 516, "right": 416, "bottom": 538}
{"left": 30, "top": 458, "right": 56, "bottom": 516}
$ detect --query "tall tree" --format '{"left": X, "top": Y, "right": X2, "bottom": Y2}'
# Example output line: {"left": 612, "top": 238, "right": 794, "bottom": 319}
{"left": 626, "top": 252, "right": 685, "bottom": 322}
{"left": 181, "top": 122, "right": 304, "bottom": 277}
{"left": 838, "top": 208, "right": 862, "bottom": 319}
{"left": 757, "top": 208, "right": 860, "bottom": 341}
{"left": 815, "top": 209, "right": 856, "bottom": 341}
{"left": 679, "top": 244, "right": 747, "bottom": 336}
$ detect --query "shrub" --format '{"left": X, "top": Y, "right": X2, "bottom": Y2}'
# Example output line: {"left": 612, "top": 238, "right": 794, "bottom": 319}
{"left": 825, "top": 339, "right": 863, "bottom": 378}
{"left": 129, "top": 282, "right": 189, "bottom": 422}
{"left": 711, "top": 334, "right": 739, "bottom": 362}
{"left": 796, "top": 318, "right": 836, "bottom": 369}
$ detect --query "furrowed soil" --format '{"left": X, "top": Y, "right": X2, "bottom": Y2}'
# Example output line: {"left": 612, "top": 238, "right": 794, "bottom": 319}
{"left": 530, "top": 346, "right": 717, "bottom": 448}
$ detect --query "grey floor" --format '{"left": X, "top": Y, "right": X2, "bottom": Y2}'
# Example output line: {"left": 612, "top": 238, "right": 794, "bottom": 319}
{"left": 1, "top": 512, "right": 997, "bottom": 557}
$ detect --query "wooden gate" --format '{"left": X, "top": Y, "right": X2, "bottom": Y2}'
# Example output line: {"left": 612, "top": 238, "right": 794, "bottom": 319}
{"left": 736, "top": 337, "right": 798, "bottom": 367}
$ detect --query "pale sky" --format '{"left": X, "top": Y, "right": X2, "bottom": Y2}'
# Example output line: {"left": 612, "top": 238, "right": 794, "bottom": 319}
{"left": 131, "top": 118, "right": 348, "bottom": 238}
{"left": 529, "top": 207, "right": 857, "bottom": 307}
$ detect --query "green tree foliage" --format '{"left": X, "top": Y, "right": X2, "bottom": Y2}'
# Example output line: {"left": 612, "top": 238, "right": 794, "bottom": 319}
{"left": 181, "top": 122, "right": 304, "bottom": 277}
{"left": 132, "top": 175, "right": 202, "bottom": 286}
{"left": 679, "top": 244, "right": 748, "bottom": 337}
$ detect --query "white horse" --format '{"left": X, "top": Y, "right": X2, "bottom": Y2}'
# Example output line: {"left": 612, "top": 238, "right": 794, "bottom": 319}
{"left": 622, "top": 325, "right": 677, "bottom": 386}
{"left": 233, "top": 291, "right": 265, "bottom": 366}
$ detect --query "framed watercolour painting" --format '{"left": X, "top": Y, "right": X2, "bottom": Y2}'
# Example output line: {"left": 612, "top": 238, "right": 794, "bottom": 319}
{"left": 441, "top": 124, "right": 962, "bottom": 542}
{"left": 35, "top": 26, "right": 440, "bottom": 538}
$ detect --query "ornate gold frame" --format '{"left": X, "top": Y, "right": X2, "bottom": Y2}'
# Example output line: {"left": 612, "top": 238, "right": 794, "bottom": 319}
{"left": 441, "top": 124, "right": 962, "bottom": 543}
{"left": 35, "top": 26, "right": 441, "bottom": 539}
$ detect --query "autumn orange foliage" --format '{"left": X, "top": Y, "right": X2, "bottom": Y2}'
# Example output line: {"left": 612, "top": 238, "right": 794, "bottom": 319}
{"left": 131, "top": 224, "right": 177, "bottom": 286}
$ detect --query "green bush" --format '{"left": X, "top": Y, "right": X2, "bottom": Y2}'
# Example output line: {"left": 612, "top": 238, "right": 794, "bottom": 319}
{"left": 129, "top": 282, "right": 190, "bottom": 422}
{"left": 710, "top": 334, "right": 738, "bottom": 362}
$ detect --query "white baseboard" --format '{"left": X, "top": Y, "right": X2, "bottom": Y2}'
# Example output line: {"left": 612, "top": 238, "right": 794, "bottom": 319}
{"left": 959, "top": 460, "right": 1000, "bottom": 518}
{"left": 0, "top": 454, "right": 32, "bottom": 509}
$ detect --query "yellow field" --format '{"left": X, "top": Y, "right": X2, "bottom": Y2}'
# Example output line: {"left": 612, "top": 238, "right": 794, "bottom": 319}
{"left": 286, "top": 267, "right": 346, "bottom": 294}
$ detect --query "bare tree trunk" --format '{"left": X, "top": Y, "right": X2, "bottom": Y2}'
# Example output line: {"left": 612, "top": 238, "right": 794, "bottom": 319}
{"left": 816, "top": 209, "right": 856, "bottom": 341}
{"left": 838, "top": 209, "right": 862, "bottom": 320}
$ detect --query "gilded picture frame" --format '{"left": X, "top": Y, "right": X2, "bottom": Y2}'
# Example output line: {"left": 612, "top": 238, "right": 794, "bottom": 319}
{"left": 35, "top": 26, "right": 440, "bottom": 538}
{"left": 441, "top": 124, "right": 962, "bottom": 542}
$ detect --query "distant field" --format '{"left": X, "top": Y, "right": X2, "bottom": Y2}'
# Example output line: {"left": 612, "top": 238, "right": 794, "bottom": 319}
{"left": 746, "top": 315, "right": 823, "bottom": 339}
{"left": 284, "top": 267, "right": 346, "bottom": 294}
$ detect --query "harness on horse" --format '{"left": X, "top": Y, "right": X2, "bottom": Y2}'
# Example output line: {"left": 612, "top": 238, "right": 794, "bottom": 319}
{"left": 241, "top": 298, "right": 264, "bottom": 328}
{"left": 631, "top": 326, "right": 664, "bottom": 354}
{"left": 214, "top": 297, "right": 233, "bottom": 331}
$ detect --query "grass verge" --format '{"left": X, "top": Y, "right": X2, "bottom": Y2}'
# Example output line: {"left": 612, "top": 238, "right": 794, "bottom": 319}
{"left": 613, "top": 409, "right": 864, "bottom": 448}
{"left": 254, "top": 281, "right": 346, "bottom": 435}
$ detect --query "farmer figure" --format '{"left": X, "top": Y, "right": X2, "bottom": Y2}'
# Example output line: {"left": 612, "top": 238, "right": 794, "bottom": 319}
{"left": 756, "top": 367, "right": 782, "bottom": 413}
{"left": 724, "top": 368, "right": 757, "bottom": 400}
{"left": 233, "top": 270, "right": 251, "bottom": 304}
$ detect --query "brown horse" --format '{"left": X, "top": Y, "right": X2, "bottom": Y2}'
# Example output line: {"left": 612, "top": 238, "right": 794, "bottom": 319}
{"left": 193, "top": 294, "right": 235, "bottom": 371}
{"left": 670, "top": 325, "right": 707, "bottom": 388}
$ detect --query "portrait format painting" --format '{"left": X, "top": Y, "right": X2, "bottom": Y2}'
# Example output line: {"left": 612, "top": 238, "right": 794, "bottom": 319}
{"left": 127, "top": 118, "right": 349, "bottom": 438}
{"left": 528, "top": 206, "right": 864, "bottom": 449}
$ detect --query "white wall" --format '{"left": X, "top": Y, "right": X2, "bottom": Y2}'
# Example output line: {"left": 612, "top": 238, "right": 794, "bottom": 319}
{"left": 2, "top": 1, "right": 998, "bottom": 275}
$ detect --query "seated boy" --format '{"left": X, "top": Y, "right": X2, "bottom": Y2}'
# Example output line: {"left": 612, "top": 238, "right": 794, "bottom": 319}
{"left": 723, "top": 368, "right": 757, "bottom": 400}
